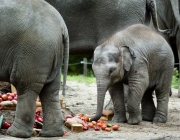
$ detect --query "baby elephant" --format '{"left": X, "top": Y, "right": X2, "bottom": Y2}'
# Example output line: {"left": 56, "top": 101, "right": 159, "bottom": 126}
{"left": 91, "top": 24, "right": 174, "bottom": 124}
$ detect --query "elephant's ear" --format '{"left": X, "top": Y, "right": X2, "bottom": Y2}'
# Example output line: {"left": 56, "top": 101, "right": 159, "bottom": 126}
{"left": 119, "top": 46, "right": 136, "bottom": 71}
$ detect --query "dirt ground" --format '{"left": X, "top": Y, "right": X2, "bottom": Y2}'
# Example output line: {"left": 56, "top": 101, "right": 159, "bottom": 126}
{"left": 59, "top": 80, "right": 180, "bottom": 140}
{"left": 1, "top": 80, "right": 180, "bottom": 140}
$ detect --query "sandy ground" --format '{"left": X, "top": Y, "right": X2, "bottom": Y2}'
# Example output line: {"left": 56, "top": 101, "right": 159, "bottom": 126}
{"left": 1, "top": 80, "right": 180, "bottom": 140}
{"left": 60, "top": 80, "right": 180, "bottom": 140}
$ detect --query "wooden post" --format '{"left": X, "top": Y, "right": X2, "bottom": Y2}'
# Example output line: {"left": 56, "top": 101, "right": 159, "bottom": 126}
{"left": 83, "top": 58, "right": 87, "bottom": 76}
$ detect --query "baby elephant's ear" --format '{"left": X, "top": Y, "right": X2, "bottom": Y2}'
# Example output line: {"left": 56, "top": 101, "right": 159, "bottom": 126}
{"left": 119, "top": 46, "right": 136, "bottom": 71}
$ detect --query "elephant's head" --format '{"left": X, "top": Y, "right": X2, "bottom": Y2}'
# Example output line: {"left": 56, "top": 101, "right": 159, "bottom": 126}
{"left": 90, "top": 44, "right": 136, "bottom": 121}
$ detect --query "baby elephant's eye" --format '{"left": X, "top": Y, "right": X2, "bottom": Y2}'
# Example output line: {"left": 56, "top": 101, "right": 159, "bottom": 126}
{"left": 109, "top": 68, "right": 115, "bottom": 74}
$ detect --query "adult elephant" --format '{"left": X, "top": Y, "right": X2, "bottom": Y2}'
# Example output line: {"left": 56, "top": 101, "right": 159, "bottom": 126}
{"left": 0, "top": 0, "right": 69, "bottom": 138}
{"left": 45, "top": 0, "right": 169, "bottom": 56}
{"left": 154, "top": 0, "right": 180, "bottom": 97}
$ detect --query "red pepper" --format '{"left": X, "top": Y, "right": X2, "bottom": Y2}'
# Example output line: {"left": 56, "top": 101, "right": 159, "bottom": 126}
{"left": 66, "top": 115, "right": 73, "bottom": 120}
{"left": 83, "top": 126, "right": 89, "bottom": 130}
{"left": 37, "top": 116, "right": 43, "bottom": 123}
{"left": 35, "top": 114, "right": 39, "bottom": 120}
{"left": 2, "top": 122, "right": 11, "bottom": 129}
{"left": 33, "top": 123, "right": 37, "bottom": 128}
{"left": 94, "top": 126, "right": 100, "bottom": 131}
{"left": 35, "top": 110, "right": 41, "bottom": 115}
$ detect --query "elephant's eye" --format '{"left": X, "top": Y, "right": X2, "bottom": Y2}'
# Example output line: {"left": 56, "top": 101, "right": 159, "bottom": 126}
{"left": 109, "top": 68, "right": 114, "bottom": 75}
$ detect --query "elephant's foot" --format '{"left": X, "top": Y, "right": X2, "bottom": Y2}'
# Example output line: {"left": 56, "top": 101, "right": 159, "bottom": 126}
{"left": 112, "top": 114, "right": 127, "bottom": 123}
{"left": 153, "top": 113, "right": 167, "bottom": 123}
{"left": 128, "top": 113, "right": 142, "bottom": 125}
{"left": 39, "top": 96, "right": 65, "bottom": 137}
{"left": 142, "top": 114, "right": 154, "bottom": 122}
{"left": 142, "top": 106, "right": 155, "bottom": 122}
{"left": 7, "top": 120, "right": 33, "bottom": 138}
{"left": 39, "top": 121, "right": 64, "bottom": 137}
{"left": 7, "top": 92, "right": 37, "bottom": 138}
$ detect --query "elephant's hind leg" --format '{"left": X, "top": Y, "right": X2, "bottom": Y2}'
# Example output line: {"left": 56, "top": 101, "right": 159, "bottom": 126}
{"left": 39, "top": 74, "right": 64, "bottom": 137}
{"left": 153, "top": 70, "right": 173, "bottom": 123}
{"left": 141, "top": 89, "right": 156, "bottom": 122}
{"left": 7, "top": 88, "right": 39, "bottom": 138}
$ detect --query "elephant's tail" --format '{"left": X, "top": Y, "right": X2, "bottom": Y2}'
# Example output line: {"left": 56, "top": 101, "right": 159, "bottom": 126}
{"left": 170, "top": 0, "right": 180, "bottom": 26}
{"left": 147, "top": 0, "right": 172, "bottom": 34}
{"left": 62, "top": 26, "right": 69, "bottom": 96}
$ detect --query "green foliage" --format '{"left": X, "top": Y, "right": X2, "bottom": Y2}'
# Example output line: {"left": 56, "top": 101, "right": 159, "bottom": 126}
{"left": 67, "top": 75, "right": 96, "bottom": 84}
{"left": 66, "top": 69, "right": 180, "bottom": 89}
{"left": 68, "top": 56, "right": 93, "bottom": 76}
{"left": 171, "top": 69, "right": 179, "bottom": 89}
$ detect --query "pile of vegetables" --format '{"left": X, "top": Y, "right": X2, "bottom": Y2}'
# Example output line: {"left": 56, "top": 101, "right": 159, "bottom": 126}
{"left": 66, "top": 114, "right": 119, "bottom": 132}
{"left": 0, "top": 109, "right": 43, "bottom": 130}
{"left": 0, "top": 92, "right": 17, "bottom": 102}
{"left": 34, "top": 109, "right": 43, "bottom": 129}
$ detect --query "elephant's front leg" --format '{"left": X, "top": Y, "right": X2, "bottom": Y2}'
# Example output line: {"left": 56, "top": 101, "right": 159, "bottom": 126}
{"left": 127, "top": 86, "right": 143, "bottom": 124}
{"left": 7, "top": 91, "right": 38, "bottom": 138}
{"left": 109, "top": 82, "right": 127, "bottom": 123}
{"left": 39, "top": 77, "right": 64, "bottom": 137}
{"left": 127, "top": 74, "right": 148, "bottom": 125}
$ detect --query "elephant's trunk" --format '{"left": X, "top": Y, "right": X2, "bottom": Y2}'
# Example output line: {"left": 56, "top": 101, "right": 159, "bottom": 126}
{"left": 90, "top": 81, "right": 108, "bottom": 121}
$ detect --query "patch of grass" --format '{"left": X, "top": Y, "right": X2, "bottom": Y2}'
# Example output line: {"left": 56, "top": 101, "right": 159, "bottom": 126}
{"left": 67, "top": 75, "right": 96, "bottom": 84}
{"left": 171, "top": 69, "right": 179, "bottom": 89}
{"left": 66, "top": 69, "right": 180, "bottom": 88}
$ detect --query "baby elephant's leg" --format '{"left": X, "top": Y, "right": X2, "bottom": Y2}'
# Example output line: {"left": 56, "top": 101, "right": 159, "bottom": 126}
{"left": 127, "top": 87, "right": 143, "bottom": 125}
{"left": 153, "top": 67, "right": 173, "bottom": 123}
{"left": 127, "top": 74, "right": 148, "bottom": 125}
{"left": 109, "top": 82, "right": 127, "bottom": 123}
{"left": 141, "top": 89, "right": 156, "bottom": 121}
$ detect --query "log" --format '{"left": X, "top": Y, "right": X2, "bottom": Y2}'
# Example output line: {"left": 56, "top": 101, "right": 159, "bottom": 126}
{"left": 64, "top": 122, "right": 83, "bottom": 133}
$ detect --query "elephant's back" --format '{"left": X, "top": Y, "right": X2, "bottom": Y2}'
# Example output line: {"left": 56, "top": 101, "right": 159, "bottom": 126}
{"left": 45, "top": 0, "right": 148, "bottom": 55}
{"left": 0, "top": 0, "right": 65, "bottom": 45}
{"left": 121, "top": 24, "right": 171, "bottom": 52}
{"left": 123, "top": 24, "right": 174, "bottom": 67}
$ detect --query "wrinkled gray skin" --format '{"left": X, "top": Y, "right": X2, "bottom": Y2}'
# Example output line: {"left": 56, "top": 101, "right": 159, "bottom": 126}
{"left": 154, "top": 0, "right": 180, "bottom": 97}
{"left": 105, "top": 84, "right": 129, "bottom": 111}
{"left": 0, "top": 0, "right": 69, "bottom": 138}
{"left": 45, "top": 0, "right": 169, "bottom": 55}
{"left": 91, "top": 24, "right": 174, "bottom": 125}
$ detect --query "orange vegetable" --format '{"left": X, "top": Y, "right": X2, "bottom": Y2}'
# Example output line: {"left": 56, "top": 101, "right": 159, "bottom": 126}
{"left": 101, "top": 124, "right": 107, "bottom": 130}
{"left": 97, "top": 119, "right": 103, "bottom": 123}
{"left": 112, "top": 125, "right": 119, "bottom": 131}
{"left": 101, "top": 122, "right": 107, "bottom": 127}
{"left": 88, "top": 123, "right": 94, "bottom": 128}
{"left": 91, "top": 121, "right": 96, "bottom": 125}
{"left": 105, "top": 127, "right": 111, "bottom": 132}
{"left": 83, "top": 116, "right": 89, "bottom": 122}
{"left": 97, "top": 122, "right": 102, "bottom": 127}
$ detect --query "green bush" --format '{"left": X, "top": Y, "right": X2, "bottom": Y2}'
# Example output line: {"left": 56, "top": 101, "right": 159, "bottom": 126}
{"left": 171, "top": 69, "right": 179, "bottom": 89}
